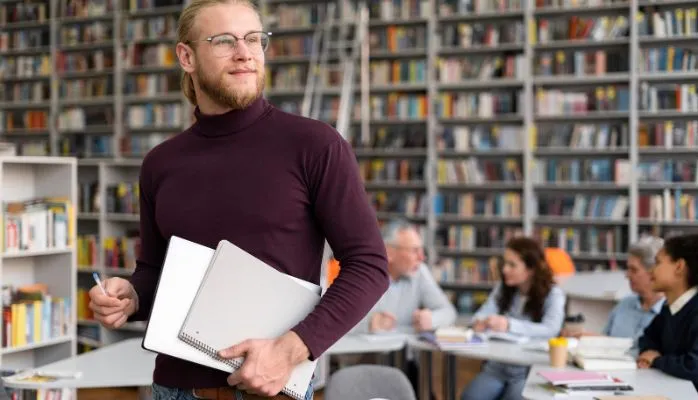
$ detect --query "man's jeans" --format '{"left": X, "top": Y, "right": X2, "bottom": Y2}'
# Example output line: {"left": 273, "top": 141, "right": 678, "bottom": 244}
{"left": 151, "top": 382, "right": 314, "bottom": 400}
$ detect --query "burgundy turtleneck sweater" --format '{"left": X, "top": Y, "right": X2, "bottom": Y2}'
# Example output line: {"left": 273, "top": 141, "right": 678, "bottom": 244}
{"left": 128, "top": 96, "right": 389, "bottom": 388}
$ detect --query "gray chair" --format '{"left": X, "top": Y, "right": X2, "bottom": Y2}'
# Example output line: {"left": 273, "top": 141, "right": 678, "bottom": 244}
{"left": 323, "top": 364, "right": 417, "bottom": 400}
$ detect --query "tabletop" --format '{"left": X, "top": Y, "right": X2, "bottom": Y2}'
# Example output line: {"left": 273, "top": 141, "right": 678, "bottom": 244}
{"left": 407, "top": 336, "right": 551, "bottom": 366}
{"left": 2, "top": 333, "right": 409, "bottom": 390}
{"left": 326, "top": 333, "right": 409, "bottom": 355}
{"left": 3, "top": 338, "right": 156, "bottom": 390}
{"left": 522, "top": 365, "right": 698, "bottom": 400}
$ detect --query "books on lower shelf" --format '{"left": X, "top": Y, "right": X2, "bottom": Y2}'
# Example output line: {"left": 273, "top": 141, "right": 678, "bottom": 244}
{"left": 1, "top": 283, "right": 71, "bottom": 349}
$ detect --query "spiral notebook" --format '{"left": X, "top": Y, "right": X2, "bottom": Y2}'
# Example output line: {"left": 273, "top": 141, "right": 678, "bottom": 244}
{"left": 178, "top": 239, "right": 322, "bottom": 400}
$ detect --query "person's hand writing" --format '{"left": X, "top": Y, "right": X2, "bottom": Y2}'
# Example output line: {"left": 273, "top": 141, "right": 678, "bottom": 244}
{"left": 369, "top": 311, "right": 396, "bottom": 333}
{"left": 88, "top": 277, "right": 138, "bottom": 329}
{"left": 637, "top": 350, "right": 661, "bottom": 369}
{"left": 472, "top": 319, "right": 487, "bottom": 333}
{"left": 219, "top": 331, "right": 309, "bottom": 397}
{"left": 412, "top": 309, "right": 432, "bottom": 332}
{"left": 485, "top": 315, "right": 509, "bottom": 332}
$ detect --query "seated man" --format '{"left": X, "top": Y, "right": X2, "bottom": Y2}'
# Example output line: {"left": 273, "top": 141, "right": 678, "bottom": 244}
{"left": 350, "top": 219, "right": 456, "bottom": 399}
{"left": 562, "top": 236, "right": 665, "bottom": 355}
{"left": 351, "top": 218, "right": 457, "bottom": 334}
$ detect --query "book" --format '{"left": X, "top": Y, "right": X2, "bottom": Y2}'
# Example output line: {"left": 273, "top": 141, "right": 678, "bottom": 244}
{"left": 178, "top": 239, "right": 322, "bottom": 400}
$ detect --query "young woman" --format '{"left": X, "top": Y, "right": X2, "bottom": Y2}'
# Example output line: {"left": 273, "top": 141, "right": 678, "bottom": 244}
{"left": 460, "top": 237, "right": 566, "bottom": 400}
{"left": 637, "top": 233, "right": 698, "bottom": 390}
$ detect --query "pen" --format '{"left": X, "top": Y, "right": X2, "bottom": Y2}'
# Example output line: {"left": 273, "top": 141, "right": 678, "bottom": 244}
{"left": 93, "top": 272, "right": 107, "bottom": 296}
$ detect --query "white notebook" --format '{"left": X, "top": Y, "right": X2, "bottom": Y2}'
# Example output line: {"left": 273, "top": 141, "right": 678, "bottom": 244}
{"left": 178, "top": 239, "right": 321, "bottom": 400}
{"left": 142, "top": 235, "right": 233, "bottom": 372}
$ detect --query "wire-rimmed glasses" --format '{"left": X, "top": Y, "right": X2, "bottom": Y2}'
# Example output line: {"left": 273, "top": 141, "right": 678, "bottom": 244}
{"left": 187, "top": 31, "right": 272, "bottom": 57}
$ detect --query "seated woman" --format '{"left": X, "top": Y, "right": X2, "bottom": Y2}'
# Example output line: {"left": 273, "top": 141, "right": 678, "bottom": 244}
{"left": 561, "top": 236, "right": 665, "bottom": 356}
{"left": 460, "top": 237, "right": 566, "bottom": 400}
{"left": 637, "top": 233, "right": 698, "bottom": 390}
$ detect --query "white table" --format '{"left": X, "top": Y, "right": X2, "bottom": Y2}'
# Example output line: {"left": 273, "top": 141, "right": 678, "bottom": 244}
{"left": 3, "top": 338, "right": 156, "bottom": 390}
{"left": 408, "top": 337, "right": 551, "bottom": 400}
{"left": 558, "top": 271, "right": 630, "bottom": 333}
{"left": 326, "top": 333, "right": 409, "bottom": 355}
{"left": 522, "top": 365, "right": 698, "bottom": 399}
{"left": 2, "top": 334, "right": 408, "bottom": 392}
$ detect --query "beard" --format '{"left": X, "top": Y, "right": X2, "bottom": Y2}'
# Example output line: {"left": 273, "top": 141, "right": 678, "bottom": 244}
{"left": 196, "top": 66, "right": 265, "bottom": 110}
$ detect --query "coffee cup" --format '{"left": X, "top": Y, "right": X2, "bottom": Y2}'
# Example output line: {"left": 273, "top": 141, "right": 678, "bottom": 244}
{"left": 548, "top": 337, "right": 568, "bottom": 368}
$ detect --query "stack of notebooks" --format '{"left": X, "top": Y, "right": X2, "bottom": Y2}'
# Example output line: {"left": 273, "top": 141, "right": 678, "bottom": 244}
{"left": 537, "top": 370, "right": 635, "bottom": 397}
{"left": 570, "top": 336, "right": 636, "bottom": 370}
{"left": 419, "top": 326, "right": 487, "bottom": 350}
{"left": 141, "top": 236, "right": 322, "bottom": 400}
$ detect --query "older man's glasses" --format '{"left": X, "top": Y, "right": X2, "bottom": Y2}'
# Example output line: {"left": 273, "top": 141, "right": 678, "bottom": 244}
{"left": 190, "top": 31, "right": 271, "bottom": 57}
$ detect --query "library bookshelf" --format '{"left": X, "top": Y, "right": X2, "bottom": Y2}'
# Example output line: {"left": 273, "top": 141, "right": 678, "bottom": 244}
{"left": 3, "top": 0, "right": 698, "bottom": 344}
{"left": 0, "top": 156, "right": 77, "bottom": 375}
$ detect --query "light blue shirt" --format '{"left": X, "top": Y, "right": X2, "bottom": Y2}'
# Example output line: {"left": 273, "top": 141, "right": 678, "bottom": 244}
{"left": 603, "top": 294, "right": 664, "bottom": 355}
{"left": 350, "top": 263, "right": 457, "bottom": 334}
{"left": 473, "top": 282, "right": 566, "bottom": 339}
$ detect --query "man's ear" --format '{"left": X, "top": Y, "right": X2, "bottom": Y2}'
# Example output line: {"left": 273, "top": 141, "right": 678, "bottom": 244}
{"left": 176, "top": 42, "right": 196, "bottom": 74}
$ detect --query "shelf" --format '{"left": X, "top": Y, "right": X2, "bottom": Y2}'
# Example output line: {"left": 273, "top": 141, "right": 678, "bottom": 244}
{"left": 2, "top": 336, "right": 73, "bottom": 355}
{"left": 2, "top": 248, "right": 73, "bottom": 259}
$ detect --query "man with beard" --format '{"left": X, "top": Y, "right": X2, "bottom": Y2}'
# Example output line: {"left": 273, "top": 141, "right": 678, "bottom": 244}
{"left": 86, "top": 1, "right": 390, "bottom": 399}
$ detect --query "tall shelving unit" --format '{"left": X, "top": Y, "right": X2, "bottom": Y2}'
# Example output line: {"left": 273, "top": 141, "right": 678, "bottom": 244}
{"left": 3, "top": 0, "right": 698, "bottom": 339}
{"left": 0, "top": 156, "right": 77, "bottom": 373}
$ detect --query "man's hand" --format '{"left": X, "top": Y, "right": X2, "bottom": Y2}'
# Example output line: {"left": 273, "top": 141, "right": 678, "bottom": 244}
{"left": 219, "top": 331, "right": 309, "bottom": 397}
{"left": 369, "top": 311, "right": 396, "bottom": 333}
{"left": 88, "top": 277, "right": 138, "bottom": 329}
{"left": 637, "top": 350, "right": 661, "bottom": 369}
{"left": 412, "top": 309, "right": 432, "bottom": 332}
{"left": 485, "top": 315, "right": 509, "bottom": 332}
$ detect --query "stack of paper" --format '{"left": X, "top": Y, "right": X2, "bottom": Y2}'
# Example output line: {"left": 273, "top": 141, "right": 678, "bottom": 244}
{"left": 538, "top": 370, "right": 633, "bottom": 396}
{"left": 570, "top": 336, "right": 636, "bottom": 370}
{"left": 419, "top": 326, "right": 487, "bottom": 350}
{"left": 141, "top": 236, "right": 321, "bottom": 400}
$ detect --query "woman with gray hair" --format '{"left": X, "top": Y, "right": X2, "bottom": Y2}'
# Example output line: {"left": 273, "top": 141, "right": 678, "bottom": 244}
{"left": 562, "top": 235, "right": 665, "bottom": 355}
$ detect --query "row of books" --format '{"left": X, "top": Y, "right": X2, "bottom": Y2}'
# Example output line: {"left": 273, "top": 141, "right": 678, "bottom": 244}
{"left": 537, "top": 195, "right": 629, "bottom": 221}
{"left": 2, "top": 198, "right": 73, "bottom": 254}
{"left": 78, "top": 233, "right": 141, "bottom": 269}
{"left": 1, "top": 284, "right": 71, "bottom": 349}
{"left": 437, "top": 158, "right": 523, "bottom": 184}
{"left": 435, "top": 192, "right": 523, "bottom": 218}
{"left": 439, "top": 225, "right": 524, "bottom": 250}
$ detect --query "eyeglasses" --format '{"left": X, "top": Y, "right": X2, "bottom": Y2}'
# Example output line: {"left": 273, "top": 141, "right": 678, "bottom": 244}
{"left": 187, "top": 31, "right": 272, "bottom": 57}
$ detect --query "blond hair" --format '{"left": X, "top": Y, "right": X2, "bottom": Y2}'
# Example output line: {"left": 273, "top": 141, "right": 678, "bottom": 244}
{"left": 177, "top": 0, "right": 261, "bottom": 106}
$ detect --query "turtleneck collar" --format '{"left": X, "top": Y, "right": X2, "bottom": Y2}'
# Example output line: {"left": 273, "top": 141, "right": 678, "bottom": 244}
{"left": 191, "top": 96, "right": 270, "bottom": 138}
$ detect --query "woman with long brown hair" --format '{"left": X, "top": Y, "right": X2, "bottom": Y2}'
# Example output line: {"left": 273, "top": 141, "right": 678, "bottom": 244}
{"left": 460, "top": 236, "right": 566, "bottom": 400}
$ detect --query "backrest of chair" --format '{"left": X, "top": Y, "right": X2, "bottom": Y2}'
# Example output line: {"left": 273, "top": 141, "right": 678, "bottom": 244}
{"left": 324, "top": 364, "right": 416, "bottom": 400}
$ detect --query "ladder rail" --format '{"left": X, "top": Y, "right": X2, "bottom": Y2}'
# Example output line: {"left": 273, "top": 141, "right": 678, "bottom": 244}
{"left": 335, "top": 1, "right": 369, "bottom": 138}
{"left": 301, "top": 3, "right": 335, "bottom": 118}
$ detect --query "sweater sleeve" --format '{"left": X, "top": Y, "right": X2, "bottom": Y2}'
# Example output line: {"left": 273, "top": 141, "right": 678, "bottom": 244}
{"left": 651, "top": 324, "right": 698, "bottom": 380}
{"left": 128, "top": 155, "right": 168, "bottom": 321}
{"left": 290, "top": 137, "right": 389, "bottom": 359}
{"left": 508, "top": 286, "right": 566, "bottom": 338}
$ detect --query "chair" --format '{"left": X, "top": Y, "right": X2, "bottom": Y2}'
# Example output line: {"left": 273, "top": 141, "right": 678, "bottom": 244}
{"left": 323, "top": 364, "right": 417, "bottom": 400}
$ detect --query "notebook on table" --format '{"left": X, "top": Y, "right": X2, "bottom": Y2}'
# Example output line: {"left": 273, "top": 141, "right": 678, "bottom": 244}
{"left": 178, "top": 239, "right": 322, "bottom": 400}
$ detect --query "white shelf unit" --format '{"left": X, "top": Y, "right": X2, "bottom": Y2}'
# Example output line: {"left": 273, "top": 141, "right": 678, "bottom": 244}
{"left": 0, "top": 156, "right": 77, "bottom": 371}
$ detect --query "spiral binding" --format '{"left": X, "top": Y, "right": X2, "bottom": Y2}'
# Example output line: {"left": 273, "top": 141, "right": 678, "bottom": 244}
{"left": 178, "top": 332, "right": 304, "bottom": 400}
